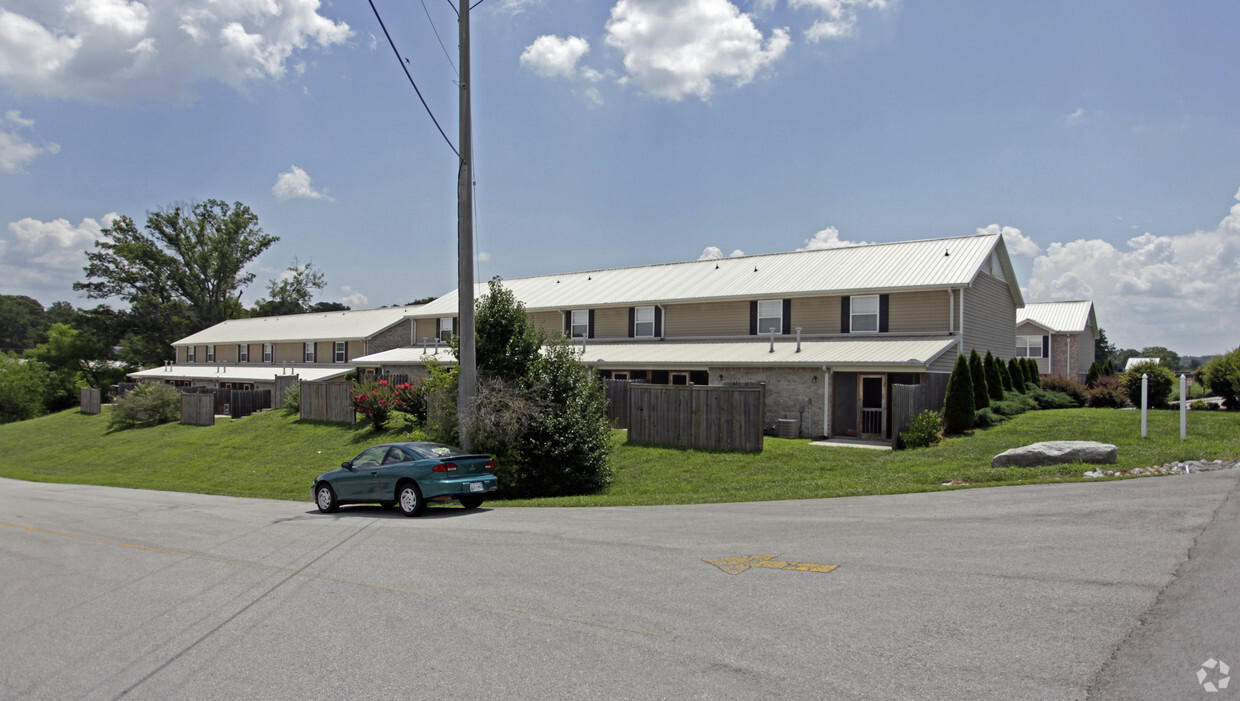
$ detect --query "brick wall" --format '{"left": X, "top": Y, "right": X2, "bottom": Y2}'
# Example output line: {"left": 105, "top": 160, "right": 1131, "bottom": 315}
{"left": 370, "top": 320, "right": 413, "bottom": 354}
{"left": 709, "top": 366, "right": 823, "bottom": 432}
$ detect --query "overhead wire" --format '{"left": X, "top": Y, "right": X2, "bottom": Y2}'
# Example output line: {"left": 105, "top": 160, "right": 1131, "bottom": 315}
{"left": 419, "top": 0, "right": 458, "bottom": 77}
{"left": 367, "top": 0, "right": 459, "bottom": 159}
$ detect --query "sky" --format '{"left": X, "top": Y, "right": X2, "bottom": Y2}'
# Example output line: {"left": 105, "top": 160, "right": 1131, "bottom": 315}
{"left": 1, "top": 0, "right": 1238, "bottom": 357}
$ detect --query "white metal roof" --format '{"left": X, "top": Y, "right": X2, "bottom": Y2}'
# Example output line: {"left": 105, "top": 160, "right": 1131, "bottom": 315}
{"left": 415, "top": 233, "right": 1021, "bottom": 316}
{"left": 353, "top": 336, "right": 958, "bottom": 371}
{"left": 1017, "top": 301, "right": 1097, "bottom": 335}
{"left": 129, "top": 364, "right": 353, "bottom": 384}
{"left": 175, "top": 306, "right": 420, "bottom": 346}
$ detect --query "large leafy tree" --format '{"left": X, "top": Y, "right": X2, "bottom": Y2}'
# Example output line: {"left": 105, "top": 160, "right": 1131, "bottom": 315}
{"left": 251, "top": 259, "right": 328, "bottom": 317}
{"left": 74, "top": 200, "right": 277, "bottom": 364}
{"left": 0, "top": 295, "right": 46, "bottom": 353}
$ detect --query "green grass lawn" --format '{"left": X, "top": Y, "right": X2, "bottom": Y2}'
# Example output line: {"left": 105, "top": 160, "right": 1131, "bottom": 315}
{"left": 0, "top": 406, "right": 1236, "bottom": 507}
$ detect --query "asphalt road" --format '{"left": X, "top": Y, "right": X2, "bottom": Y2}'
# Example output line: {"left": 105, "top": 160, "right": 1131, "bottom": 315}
{"left": 1, "top": 470, "right": 1237, "bottom": 700}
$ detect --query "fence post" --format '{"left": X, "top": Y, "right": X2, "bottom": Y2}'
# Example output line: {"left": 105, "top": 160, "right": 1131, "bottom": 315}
{"left": 1141, "top": 373, "right": 1148, "bottom": 438}
{"left": 1180, "top": 373, "right": 1187, "bottom": 441}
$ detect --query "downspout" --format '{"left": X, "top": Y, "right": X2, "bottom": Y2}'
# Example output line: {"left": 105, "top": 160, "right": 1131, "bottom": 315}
{"left": 958, "top": 287, "right": 965, "bottom": 356}
{"left": 1067, "top": 335, "right": 1073, "bottom": 379}
{"left": 948, "top": 288, "right": 955, "bottom": 335}
{"left": 823, "top": 367, "right": 831, "bottom": 438}
{"left": 657, "top": 304, "right": 666, "bottom": 339}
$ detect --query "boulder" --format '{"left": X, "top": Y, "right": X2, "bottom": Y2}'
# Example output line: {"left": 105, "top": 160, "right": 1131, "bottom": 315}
{"left": 991, "top": 440, "right": 1117, "bottom": 468}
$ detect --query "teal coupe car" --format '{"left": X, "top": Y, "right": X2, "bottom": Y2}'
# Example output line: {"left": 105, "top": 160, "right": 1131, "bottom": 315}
{"left": 313, "top": 442, "right": 498, "bottom": 517}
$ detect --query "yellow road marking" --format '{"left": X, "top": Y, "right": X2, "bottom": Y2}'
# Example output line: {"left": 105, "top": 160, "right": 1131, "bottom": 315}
{"left": 1, "top": 520, "right": 665, "bottom": 637}
{"left": 704, "top": 555, "right": 839, "bottom": 575}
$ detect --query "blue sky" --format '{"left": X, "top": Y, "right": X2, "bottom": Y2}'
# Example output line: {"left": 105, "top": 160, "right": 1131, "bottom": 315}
{"left": 2, "top": 0, "right": 1238, "bottom": 356}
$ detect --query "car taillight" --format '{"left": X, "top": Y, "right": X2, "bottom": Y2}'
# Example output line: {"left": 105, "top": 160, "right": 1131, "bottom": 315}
{"left": 483, "top": 459, "right": 495, "bottom": 471}
{"left": 433, "top": 462, "right": 458, "bottom": 473}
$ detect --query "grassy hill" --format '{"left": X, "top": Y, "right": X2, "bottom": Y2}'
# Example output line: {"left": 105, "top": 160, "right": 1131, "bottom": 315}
{"left": 0, "top": 406, "right": 1237, "bottom": 507}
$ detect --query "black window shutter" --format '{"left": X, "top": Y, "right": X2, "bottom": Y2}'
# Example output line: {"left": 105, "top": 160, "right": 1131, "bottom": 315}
{"left": 588, "top": 309, "right": 595, "bottom": 339}
{"left": 435, "top": 318, "right": 441, "bottom": 336}
{"left": 655, "top": 307, "right": 663, "bottom": 337}
{"left": 628, "top": 307, "right": 635, "bottom": 338}
{"left": 452, "top": 318, "right": 459, "bottom": 336}
{"left": 782, "top": 299, "right": 792, "bottom": 335}
{"left": 749, "top": 301, "right": 758, "bottom": 335}
{"left": 879, "top": 294, "right": 890, "bottom": 333}
{"left": 563, "top": 312, "right": 570, "bottom": 334}
{"left": 1042, "top": 335, "right": 1049, "bottom": 358}
{"left": 841, "top": 297, "right": 851, "bottom": 334}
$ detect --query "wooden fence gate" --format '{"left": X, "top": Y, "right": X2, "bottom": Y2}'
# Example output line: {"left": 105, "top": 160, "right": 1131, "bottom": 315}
{"left": 300, "top": 381, "right": 356, "bottom": 424}
{"left": 628, "top": 384, "right": 764, "bottom": 452}
{"left": 274, "top": 374, "right": 299, "bottom": 409}
{"left": 889, "top": 373, "right": 950, "bottom": 447}
{"left": 180, "top": 393, "right": 215, "bottom": 426}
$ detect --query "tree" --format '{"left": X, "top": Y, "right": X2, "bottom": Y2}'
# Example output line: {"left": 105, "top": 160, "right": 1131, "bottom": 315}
{"left": 997, "top": 358, "right": 1014, "bottom": 392}
{"left": 1121, "top": 360, "right": 1176, "bottom": 409}
{"left": 1138, "top": 346, "right": 1181, "bottom": 370}
{"left": 251, "top": 259, "right": 327, "bottom": 317}
{"left": 1008, "top": 357, "right": 1027, "bottom": 393}
{"left": 1095, "top": 327, "right": 1115, "bottom": 365}
{"left": 474, "top": 277, "right": 542, "bottom": 382}
{"left": 0, "top": 295, "right": 46, "bottom": 353}
{"left": 0, "top": 352, "right": 54, "bottom": 423}
{"left": 968, "top": 349, "right": 989, "bottom": 410}
{"left": 309, "top": 301, "right": 350, "bottom": 313}
{"left": 943, "top": 353, "right": 975, "bottom": 434}
{"left": 984, "top": 351, "right": 1004, "bottom": 401}
{"left": 1025, "top": 358, "right": 1041, "bottom": 387}
{"left": 1085, "top": 361, "right": 1101, "bottom": 388}
{"left": 1200, "top": 348, "right": 1240, "bottom": 411}
{"left": 25, "top": 324, "right": 87, "bottom": 410}
{"left": 74, "top": 200, "right": 277, "bottom": 365}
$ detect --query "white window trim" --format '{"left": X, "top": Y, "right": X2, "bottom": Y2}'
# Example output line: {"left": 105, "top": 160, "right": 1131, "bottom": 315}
{"left": 439, "top": 317, "right": 455, "bottom": 341}
{"left": 570, "top": 309, "right": 589, "bottom": 338}
{"left": 850, "top": 294, "right": 880, "bottom": 334}
{"left": 205, "top": 345, "right": 215, "bottom": 363}
{"left": 238, "top": 344, "right": 249, "bottom": 362}
{"left": 1017, "top": 335, "right": 1044, "bottom": 358}
{"left": 334, "top": 341, "right": 346, "bottom": 363}
{"left": 634, "top": 306, "right": 655, "bottom": 338}
{"left": 263, "top": 343, "right": 273, "bottom": 364}
{"left": 757, "top": 299, "right": 782, "bottom": 335}
{"left": 304, "top": 342, "right": 316, "bottom": 363}
{"left": 186, "top": 346, "right": 196, "bottom": 363}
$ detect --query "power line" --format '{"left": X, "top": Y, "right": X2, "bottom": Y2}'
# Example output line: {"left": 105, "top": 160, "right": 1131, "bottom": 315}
{"left": 419, "top": 0, "right": 458, "bottom": 77}
{"left": 367, "top": 0, "right": 459, "bottom": 159}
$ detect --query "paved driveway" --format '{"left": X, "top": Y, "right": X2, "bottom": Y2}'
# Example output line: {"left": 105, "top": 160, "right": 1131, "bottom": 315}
{"left": 1, "top": 470, "right": 1237, "bottom": 700}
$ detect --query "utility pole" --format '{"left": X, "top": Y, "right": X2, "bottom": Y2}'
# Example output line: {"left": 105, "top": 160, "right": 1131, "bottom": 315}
{"left": 456, "top": 0, "right": 477, "bottom": 449}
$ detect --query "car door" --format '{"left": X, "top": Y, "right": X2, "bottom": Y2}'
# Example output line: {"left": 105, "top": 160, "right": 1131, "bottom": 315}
{"left": 336, "top": 446, "right": 388, "bottom": 500}
{"left": 374, "top": 446, "right": 414, "bottom": 500}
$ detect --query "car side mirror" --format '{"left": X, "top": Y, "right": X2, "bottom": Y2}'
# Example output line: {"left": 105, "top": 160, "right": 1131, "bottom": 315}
{"left": 341, "top": 461, "right": 353, "bottom": 470}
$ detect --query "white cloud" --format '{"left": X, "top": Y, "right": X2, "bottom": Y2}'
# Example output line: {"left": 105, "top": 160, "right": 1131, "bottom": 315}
{"left": 338, "top": 285, "right": 367, "bottom": 308}
{"left": 603, "top": 0, "right": 790, "bottom": 101}
{"left": 0, "top": 213, "right": 116, "bottom": 299}
{"left": 496, "top": 0, "right": 543, "bottom": 15}
{"left": 0, "top": 1, "right": 351, "bottom": 103}
{"left": 272, "top": 165, "right": 329, "bottom": 201}
{"left": 1026, "top": 187, "right": 1240, "bottom": 354}
{"left": 0, "top": 109, "right": 60, "bottom": 173}
{"left": 977, "top": 223, "right": 1041, "bottom": 257}
{"left": 478, "top": 251, "right": 491, "bottom": 262}
{"left": 797, "top": 226, "right": 871, "bottom": 250}
{"left": 520, "top": 35, "right": 591, "bottom": 79}
{"left": 698, "top": 246, "right": 745, "bottom": 259}
{"left": 791, "top": 0, "right": 892, "bottom": 42}
{"left": 1063, "top": 107, "right": 1085, "bottom": 125}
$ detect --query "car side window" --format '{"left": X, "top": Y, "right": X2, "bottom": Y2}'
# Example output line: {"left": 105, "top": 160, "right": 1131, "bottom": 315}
{"left": 353, "top": 447, "right": 388, "bottom": 467}
{"left": 382, "top": 448, "right": 408, "bottom": 465}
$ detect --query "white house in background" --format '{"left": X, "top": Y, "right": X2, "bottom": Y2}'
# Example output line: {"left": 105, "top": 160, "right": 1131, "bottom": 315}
{"left": 1123, "top": 357, "right": 1161, "bottom": 372}
{"left": 128, "top": 306, "right": 423, "bottom": 391}
{"left": 1015, "top": 300, "right": 1099, "bottom": 379}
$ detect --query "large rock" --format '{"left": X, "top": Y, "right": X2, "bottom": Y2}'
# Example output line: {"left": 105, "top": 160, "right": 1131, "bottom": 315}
{"left": 991, "top": 441, "right": 1118, "bottom": 468}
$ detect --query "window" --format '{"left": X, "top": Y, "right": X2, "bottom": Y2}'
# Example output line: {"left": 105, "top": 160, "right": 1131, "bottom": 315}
{"left": 757, "top": 300, "right": 783, "bottom": 334}
{"left": 850, "top": 295, "right": 879, "bottom": 333}
{"left": 438, "top": 317, "right": 455, "bottom": 342}
{"left": 263, "top": 343, "right": 273, "bottom": 363}
{"left": 334, "top": 341, "right": 346, "bottom": 363}
{"left": 206, "top": 345, "right": 215, "bottom": 363}
{"left": 570, "top": 309, "right": 590, "bottom": 338}
{"left": 304, "top": 342, "right": 316, "bottom": 363}
{"left": 634, "top": 306, "right": 656, "bottom": 338}
{"left": 238, "top": 344, "right": 249, "bottom": 362}
{"left": 1017, "top": 335, "right": 1045, "bottom": 358}
{"left": 186, "top": 346, "right": 196, "bottom": 362}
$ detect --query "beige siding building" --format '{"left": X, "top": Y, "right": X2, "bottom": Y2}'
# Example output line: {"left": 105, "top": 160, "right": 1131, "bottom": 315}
{"left": 1016, "top": 300, "right": 1099, "bottom": 380}
{"left": 356, "top": 233, "right": 1026, "bottom": 441}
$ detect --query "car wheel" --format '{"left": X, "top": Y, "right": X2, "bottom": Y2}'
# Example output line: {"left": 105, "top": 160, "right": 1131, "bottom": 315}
{"left": 459, "top": 495, "right": 483, "bottom": 510}
{"left": 397, "top": 482, "right": 425, "bottom": 517}
{"left": 315, "top": 483, "right": 339, "bottom": 513}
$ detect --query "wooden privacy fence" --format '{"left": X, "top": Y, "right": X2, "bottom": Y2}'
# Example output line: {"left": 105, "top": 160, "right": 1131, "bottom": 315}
{"left": 628, "top": 384, "right": 765, "bottom": 452}
{"left": 274, "top": 374, "right": 298, "bottom": 409}
{"left": 80, "top": 388, "right": 101, "bottom": 414}
{"left": 227, "top": 390, "right": 271, "bottom": 419}
{"left": 889, "top": 373, "right": 950, "bottom": 447}
{"left": 300, "top": 381, "right": 356, "bottom": 424}
{"left": 180, "top": 393, "right": 215, "bottom": 426}
{"left": 603, "top": 379, "right": 639, "bottom": 429}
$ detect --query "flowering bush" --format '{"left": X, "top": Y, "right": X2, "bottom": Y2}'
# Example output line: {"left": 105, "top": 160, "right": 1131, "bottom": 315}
{"left": 392, "top": 380, "right": 428, "bottom": 423}
{"left": 352, "top": 380, "right": 393, "bottom": 431}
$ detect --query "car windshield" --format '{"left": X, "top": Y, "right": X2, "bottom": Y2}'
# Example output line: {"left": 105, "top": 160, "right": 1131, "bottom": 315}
{"left": 405, "top": 443, "right": 467, "bottom": 460}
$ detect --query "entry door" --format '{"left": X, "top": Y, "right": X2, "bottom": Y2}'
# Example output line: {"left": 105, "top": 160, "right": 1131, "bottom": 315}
{"left": 859, "top": 375, "right": 885, "bottom": 438}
